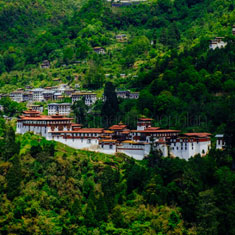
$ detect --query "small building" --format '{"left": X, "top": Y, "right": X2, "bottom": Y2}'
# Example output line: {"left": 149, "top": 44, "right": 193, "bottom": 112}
{"left": 137, "top": 118, "right": 153, "bottom": 131}
{"left": 232, "top": 25, "right": 235, "bottom": 36}
{"left": 129, "top": 92, "right": 139, "bottom": 99}
{"left": 53, "top": 92, "right": 63, "bottom": 101}
{"left": 64, "top": 89, "right": 75, "bottom": 97}
{"left": 43, "top": 91, "right": 55, "bottom": 101}
{"left": 41, "top": 60, "right": 50, "bottom": 69}
{"left": 116, "top": 34, "right": 127, "bottom": 42}
{"left": 116, "top": 90, "right": 139, "bottom": 99}
{"left": 71, "top": 92, "right": 97, "bottom": 106}
{"left": 93, "top": 47, "right": 106, "bottom": 55}
{"left": 32, "top": 88, "right": 45, "bottom": 102}
{"left": 209, "top": 37, "right": 227, "bottom": 50}
{"left": 10, "top": 91, "right": 24, "bottom": 103}
{"left": 215, "top": 134, "right": 226, "bottom": 150}
{"left": 48, "top": 103, "right": 71, "bottom": 116}
{"left": 0, "top": 105, "right": 3, "bottom": 112}
{"left": 23, "top": 92, "right": 33, "bottom": 102}
{"left": 116, "top": 90, "right": 130, "bottom": 99}
{"left": 29, "top": 105, "right": 43, "bottom": 113}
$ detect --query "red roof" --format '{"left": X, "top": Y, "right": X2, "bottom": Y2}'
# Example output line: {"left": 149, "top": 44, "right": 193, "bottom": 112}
{"left": 145, "top": 127, "right": 160, "bottom": 130}
{"left": 182, "top": 133, "right": 211, "bottom": 138}
{"left": 99, "top": 139, "right": 117, "bottom": 143}
{"left": 23, "top": 110, "right": 41, "bottom": 114}
{"left": 131, "top": 129, "right": 180, "bottom": 133}
{"left": 109, "top": 124, "right": 127, "bottom": 130}
{"left": 138, "top": 118, "right": 153, "bottom": 121}
{"left": 19, "top": 115, "right": 73, "bottom": 121}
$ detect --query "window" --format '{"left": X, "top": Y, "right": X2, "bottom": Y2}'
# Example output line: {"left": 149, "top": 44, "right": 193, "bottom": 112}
{"left": 87, "top": 139, "right": 91, "bottom": 144}
{"left": 109, "top": 145, "right": 113, "bottom": 149}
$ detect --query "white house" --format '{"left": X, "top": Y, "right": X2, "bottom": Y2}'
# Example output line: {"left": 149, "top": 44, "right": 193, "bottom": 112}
{"left": 32, "top": 88, "right": 45, "bottom": 102}
{"left": 71, "top": 92, "right": 97, "bottom": 106}
{"left": 29, "top": 105, "right": 43, "bottom": 113}
{"left": 215, "top": 134, "right": 225, "bottom": 150}
{"left": 48, "top": 103, "right": 71, "bottom": 116}
{"left": 10, "top": 91, "right": 24, "bottom": 103}
{"left": 209, "top": 37, "right": 227, "bottom": 50}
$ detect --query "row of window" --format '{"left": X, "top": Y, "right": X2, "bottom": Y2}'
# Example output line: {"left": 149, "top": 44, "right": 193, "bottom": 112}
{"left": 64, "top": 133, "right": 99, "bottom": 137}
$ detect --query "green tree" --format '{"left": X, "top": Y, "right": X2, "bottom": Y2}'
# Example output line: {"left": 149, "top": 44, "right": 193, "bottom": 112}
{"left": 3, "top": 126, "right": 20, "bottom": 162}
{"left": 6, "top": 155, "right": 22, "bottom": 200}
{"left": 196, "top": 189, "right": 220, "bottom": 235}
{"left": 102, "top": 82, "right": 119, "bottom": 127}
{"left": 72, "top": 99, "right": 88, "bottom": 125}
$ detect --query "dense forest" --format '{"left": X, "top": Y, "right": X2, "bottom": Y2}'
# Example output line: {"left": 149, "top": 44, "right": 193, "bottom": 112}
{"left": 0, "top": 0, "right": 235, "bottom": 234}
{"left": 0, "top": 119, "right": 234, "bottom": 234}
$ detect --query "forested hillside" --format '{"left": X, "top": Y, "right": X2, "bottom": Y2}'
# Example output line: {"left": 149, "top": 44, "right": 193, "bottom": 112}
{"left": 0, "top": 120, "right": 234, "bottom": 234}
{"left": 0, "top": 1, "right": 235, "bottom": 233}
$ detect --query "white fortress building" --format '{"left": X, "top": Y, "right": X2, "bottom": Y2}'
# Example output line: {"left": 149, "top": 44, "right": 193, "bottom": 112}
{"left": 16, "top": 110, "right": 73, "bottom": 138}
{"left": 16, "top": 112, "right": 212, "bottom": 160}
{"left": 169, "top": 133, "right": 211, "bottom": 160}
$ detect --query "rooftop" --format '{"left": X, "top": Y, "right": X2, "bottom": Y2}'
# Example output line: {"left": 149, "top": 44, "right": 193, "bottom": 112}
{"left": 182, "top": 133, "right": 211, "bottom": 138}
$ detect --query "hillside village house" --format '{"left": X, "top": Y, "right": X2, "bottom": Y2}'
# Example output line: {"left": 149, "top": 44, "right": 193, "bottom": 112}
{"left": 233, "top": 25, "right": 235, "bottom": 35}
{"left": 53, "top": 92, "right": 63, "bottom": 101}
{"left": 48, "top": 103, "right": 71, "bottom": 116}
{"left": 43, "top": 90, "right": 55, "bottom": 101}
{"left": 116, "top": 34, "right": 127, "bottom": 42}
{"left": 17, "top": 111, "right": 212, "bottom": 160}
{"left": 10, "top": 91, "right": 24, "bottom": 103}
{"left": 215, "top": 134, "right": 226, "bottom": 150}
{"left": 32, "top": 88, "right": 45, "bottom": 102}
{"left": 71, "top": 92, "right": 97, "bottom": 106}
{"left": 93, "top": 47, "right": 106, "bottom": 54}
{"left": 108, "top": 0, "right": 146, "bottom": 7}
{"left": 29, "top": 104, "right": 43, "bottom": 113}
{"left": 209, "top": 37, "right": 227, "bottom": 50}
{"left": 23, "top": 92, "right": 33, "bottom": 102}
{"left": 41, "top": 60, "right": 50, "bottom": 69}
{"left": 116, "top": 90, "right": 140, "bottom": 99}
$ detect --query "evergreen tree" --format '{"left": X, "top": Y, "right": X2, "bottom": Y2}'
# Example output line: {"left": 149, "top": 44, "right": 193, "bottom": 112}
{"left": 6, "top": 155, "right": 22, "bottom": 200}
{"left": 30, "top": 143, "right": 42, "bottom": 158}
{"left": 102, "top": 82, "right": 119, "bottom": 127}
{"left": 4, "top": 126, "right": 20, "bottom": 161}
{"left": 95, "top": 195, "right": 108, "bottom": 222}
{"left": 71, "top": 98, "right": 87, "bottom": 125}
